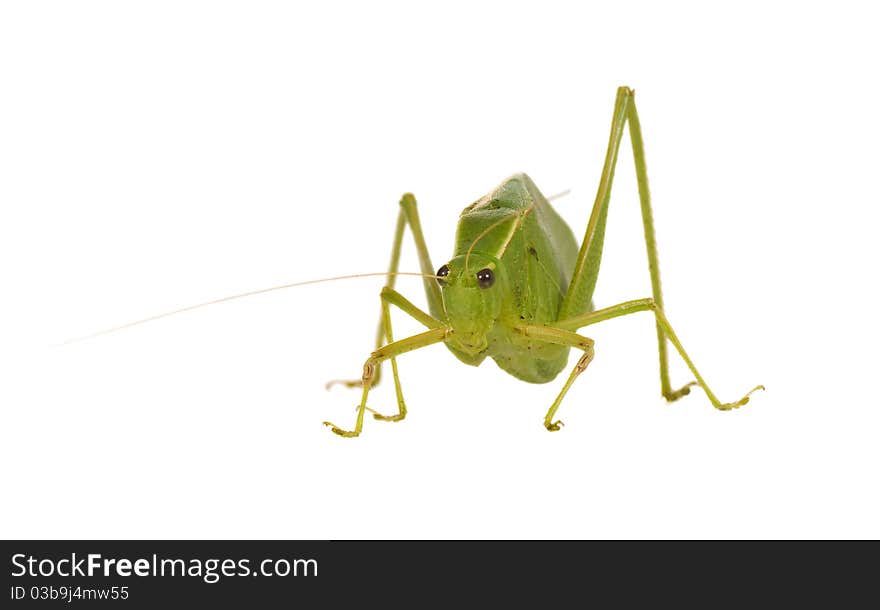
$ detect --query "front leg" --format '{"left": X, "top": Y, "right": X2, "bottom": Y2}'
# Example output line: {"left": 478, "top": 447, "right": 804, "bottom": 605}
{"left": 325, "top": 285, "right": 442, "bottom": 394}
{"left": 323, "top": 326, "right": 449, "bottom": 437}
{"left": 516, "top": 324, "right": 596, "bottom": 431}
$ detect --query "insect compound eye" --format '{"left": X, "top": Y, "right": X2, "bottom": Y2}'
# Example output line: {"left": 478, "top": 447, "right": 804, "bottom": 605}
{"left": 436, "top": 264, "right": 450, "bottom": 287}
{"left": 476, "top": 268, "right": 495, "bottom": 289}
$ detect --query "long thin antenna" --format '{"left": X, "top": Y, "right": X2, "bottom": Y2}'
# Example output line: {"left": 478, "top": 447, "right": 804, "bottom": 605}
{"left": 59, "top": 271, "right": 439, "bottom": 345}
{"left": 464, "top": 204, "right": 536, "bottom": 272}
{"left": 464, "top": 215, "right": 513, "bottom": 273}
{"left": 547, "top": 188, "right": 572, "bottom": 202}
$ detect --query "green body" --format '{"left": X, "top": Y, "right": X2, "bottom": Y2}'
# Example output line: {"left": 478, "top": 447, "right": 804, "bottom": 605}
{"left": 444, "top": 173, "right": 582, "bottom": 382}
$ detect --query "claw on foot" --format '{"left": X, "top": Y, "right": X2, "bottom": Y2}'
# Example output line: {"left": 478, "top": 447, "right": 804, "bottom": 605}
{"left": 715, "top": 384, "right": 765, "bottom": 411}
{"left": 664, "top": 381, "right": 698, "bottom": 402}
{"left": 322, "top": 421, "right": 360, "bottom": 437}
{"left": 544, "top": 420, "right": 565, "bottom": 432}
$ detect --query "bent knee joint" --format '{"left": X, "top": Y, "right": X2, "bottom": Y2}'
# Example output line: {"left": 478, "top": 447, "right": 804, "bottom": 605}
{"left": 362, "top": 359, "right": 379, "bottom": 385}
{"left": 399, "top": 193, "right": 417, "bottom": 209}
{"left": 575, "top": 349, "right": 594, "bottom": 374}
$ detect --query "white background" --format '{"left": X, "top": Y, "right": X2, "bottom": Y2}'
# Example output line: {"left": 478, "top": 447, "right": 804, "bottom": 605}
{"left": 2, "top": 1, "right": 878, "bottom": 539}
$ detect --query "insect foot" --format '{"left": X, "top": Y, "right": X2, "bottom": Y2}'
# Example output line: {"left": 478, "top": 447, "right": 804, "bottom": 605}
{"left": 364, "top": 404, "right": 407, "bottom": 422}
{"left": 663, "top": 381, "right": 698, "bottom": 402}
{"left": 714, "top": 385, "right": 766, "bottom": 411}
{"left": 371, "top": 411, "right": 406, "bottom": 422}
{"left": 544, "top": 419, "right": 565, "bottom": 432}
{"left": 322, "top": 421, "right": 360, "bottom": 438}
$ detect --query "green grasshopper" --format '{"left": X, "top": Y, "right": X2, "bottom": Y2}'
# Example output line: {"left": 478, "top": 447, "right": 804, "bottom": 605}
{"left": 67, "top": 86, "right": 762, "bottom": 436}
{"left": 322, "top": 86, "right": 763, "bottom": 437}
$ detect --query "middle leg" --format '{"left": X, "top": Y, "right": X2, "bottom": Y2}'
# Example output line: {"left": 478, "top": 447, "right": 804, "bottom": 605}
{"left": 326, "top": 193, "right": 444, "bottom": 390}
{"left": 558, "top": 298, "right": 764, "bottom": 410}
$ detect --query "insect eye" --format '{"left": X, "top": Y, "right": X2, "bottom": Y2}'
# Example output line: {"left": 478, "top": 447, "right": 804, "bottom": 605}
{"left": 476, "top": 268, "right": 495, "bottom": 289}
{"left": 436, "top": 264, "right": 450, "bottom": 286}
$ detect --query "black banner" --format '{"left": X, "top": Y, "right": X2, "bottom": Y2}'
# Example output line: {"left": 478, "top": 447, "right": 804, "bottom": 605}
{"left": 0, "top": 540, "right": 871, "bottom": 606}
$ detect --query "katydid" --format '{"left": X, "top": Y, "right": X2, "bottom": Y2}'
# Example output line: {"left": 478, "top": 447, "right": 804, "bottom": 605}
{"left": 66, "top": 86, "right": 762, "bottom": 436}
{"left": 322, "top": 86, "right": 763, "bottom": 437}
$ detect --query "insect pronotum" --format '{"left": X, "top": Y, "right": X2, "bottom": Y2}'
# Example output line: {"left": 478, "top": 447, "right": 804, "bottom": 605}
{"left": 68, "top": 86, "right": 763, "bottom": 437}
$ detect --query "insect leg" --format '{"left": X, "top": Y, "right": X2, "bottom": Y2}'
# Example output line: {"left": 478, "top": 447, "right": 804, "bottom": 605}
{"left": 325, "top": 284, "right": 443, "bottom": 393}
{"left": 367, "top": 287, "right": 444, "bottom": 422}
{"left": 367, "top": 289, "right": 407, "bottom": 422}
{"left": 559, "top": 86, "right": 694, "bottom": 401}
{"left": 558, "top": 298, "right": 764, "bottom": 410}
{"left": 515, "top": 324, "right": 596, "bottom": 431}
{"left": 326, "top": 193, "right": 444, "bottom": 390}
{"left": 323, "top": 326, "right": 449, "bottom": 437}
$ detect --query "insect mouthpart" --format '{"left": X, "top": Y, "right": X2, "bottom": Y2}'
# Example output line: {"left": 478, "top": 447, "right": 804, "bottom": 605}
{"left": 453, "top": 334, "right": 488, "bottom": 355}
